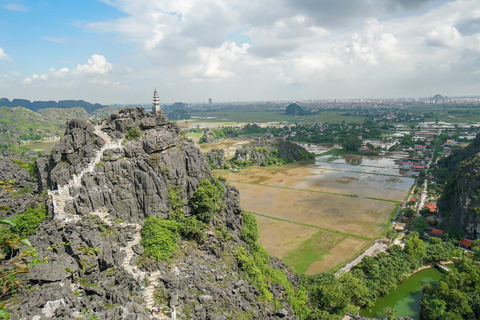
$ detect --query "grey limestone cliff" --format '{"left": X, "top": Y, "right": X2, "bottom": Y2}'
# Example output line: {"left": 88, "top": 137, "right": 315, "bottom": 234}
{"left": 6, "top": 107, "right": 298, "bottom": 320}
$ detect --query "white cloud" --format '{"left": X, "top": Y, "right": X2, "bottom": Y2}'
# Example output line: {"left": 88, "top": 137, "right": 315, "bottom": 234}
{"left": 425, "top": 24, "right": 463, "bottom": 47}
{"left": 0, "top": 47, "right": 12, "bottom": 61}
{"left": 3, "top": 3, "right": 28, "bottom": 12}
{"left": 23, "top": 55, "right": 115, "bottom": 86}
{"left": 73, "top": 54, "right": 113, "bottom": 76}
{"left": 8, "top": 0, "right": 480, "bottom": 103}
{"left": 185, "top": 42, "right": 249, "bottom": 81}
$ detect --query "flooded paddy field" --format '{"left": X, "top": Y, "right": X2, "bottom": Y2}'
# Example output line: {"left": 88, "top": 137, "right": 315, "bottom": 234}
{"left": 214, "top": 149, "right": 415, "bottom": 274}
{"left": 219, "top": 162, "right": 413, "bottom": 201}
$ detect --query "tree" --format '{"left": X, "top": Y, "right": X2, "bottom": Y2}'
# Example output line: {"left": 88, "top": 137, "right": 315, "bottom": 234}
{"left": 402, "top": 208, "right": 415, "bottom": 218}
{"left": 411, "top": 216, "right": 428, "bottom": 234}
{"left": 342, "top": 135, "right": 362, "bottom": 152}
{"left": 426, "top": 238, "right": 455, "bottom": 262}
{"left": 190, "top": 179, "right": 225, "bottom": 223}
{"left": 404, "top": 234, "right": 426, "bottom": 258}
{"left": 386, "top": 229, "right": 399, "bottom": 242}
{"left": 421, "top": 298, "right": 446, "bottom": 319}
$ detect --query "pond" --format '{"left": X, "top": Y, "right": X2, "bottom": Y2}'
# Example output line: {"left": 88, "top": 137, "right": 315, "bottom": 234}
{"left": 360, "top": 267, "right": 443, "bottom": 320}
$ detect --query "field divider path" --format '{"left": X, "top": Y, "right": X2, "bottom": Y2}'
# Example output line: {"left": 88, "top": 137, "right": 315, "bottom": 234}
{"left": 230, "top": 180, "right": 402, "bottom": 204}
{"left": 314, "top": 167, "right": 404, "bottom": 178}
{"left": 315, "top": 160, "right": 399, "bottom": 170}
{"left": 247, "top": 211, "right": 375, "bottom": 241}
{"left": 229, "top": 180, "right": 359, "bottom": 198}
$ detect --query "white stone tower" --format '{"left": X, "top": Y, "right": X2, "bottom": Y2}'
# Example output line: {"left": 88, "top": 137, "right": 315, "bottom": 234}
{"left": 152, "top": 88, "right": 160, "bottom": 114}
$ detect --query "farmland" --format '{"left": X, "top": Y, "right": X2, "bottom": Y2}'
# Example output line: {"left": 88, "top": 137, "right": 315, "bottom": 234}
{"left": 214, "top": 155, "right": 414, "bottom": 274}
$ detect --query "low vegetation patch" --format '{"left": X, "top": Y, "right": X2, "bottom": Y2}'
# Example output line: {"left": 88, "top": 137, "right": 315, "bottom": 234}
{"left": 282, "top": 231, "right": 345, "bottom": 274}
{"left": 140, "top": 216, "right": 180, "bottom": 261}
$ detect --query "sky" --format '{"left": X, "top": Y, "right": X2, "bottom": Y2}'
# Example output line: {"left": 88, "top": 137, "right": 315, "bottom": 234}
{"left": 0, "top": 0, "right": 480, "bottom": 104}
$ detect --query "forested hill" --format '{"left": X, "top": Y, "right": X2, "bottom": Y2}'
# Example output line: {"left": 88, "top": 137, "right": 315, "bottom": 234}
{"left": 437, "top": 132, "right": 480, "bottom": 172}
{"left": 0, "top": 98, "right": 105, "bottom": 114}
{"left": 0, "top": 107, "right": 88, "bottom": 150}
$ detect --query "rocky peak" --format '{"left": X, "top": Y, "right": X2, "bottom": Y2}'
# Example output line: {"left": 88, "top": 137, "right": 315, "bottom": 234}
{"left": 439, "top": 153, "right": 480, "bottom": 238}
{"left": 7, "top": 107, "right": 298, "bottom": 319}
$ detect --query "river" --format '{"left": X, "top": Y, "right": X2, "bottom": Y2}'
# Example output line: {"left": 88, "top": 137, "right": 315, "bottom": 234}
{"left": 360, "top": 267, "right": 443, "bottom": 320}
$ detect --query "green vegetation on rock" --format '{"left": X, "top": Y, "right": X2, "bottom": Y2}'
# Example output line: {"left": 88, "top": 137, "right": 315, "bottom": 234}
{"left": 140, "top": 216, "right": 180, "bottom": 261}
{"left": 236, "top": 211, "right": 309, "bottom": 318}
{"left": 190, "top": 179, "right": 225, "bottom": 223}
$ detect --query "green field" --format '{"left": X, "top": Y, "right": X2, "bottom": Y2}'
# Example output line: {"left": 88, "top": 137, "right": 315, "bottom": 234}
{"left": 189, "top": 110, "right": 366, "bottom": 124}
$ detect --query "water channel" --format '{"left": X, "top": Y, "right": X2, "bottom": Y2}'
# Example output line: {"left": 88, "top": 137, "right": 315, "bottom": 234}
{"left": 360, "top": 267, "right": 444, "bottom": 319}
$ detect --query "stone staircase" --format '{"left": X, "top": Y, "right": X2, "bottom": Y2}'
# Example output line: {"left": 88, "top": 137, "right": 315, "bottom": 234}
{"left": 89, "top": 209, "right": 170, "bottom": 318}
{"left": 49, "top": 125, "right": 173, "bottom": 319}
{"left": 48, "top": 125, "right": 122, "bottom": 222}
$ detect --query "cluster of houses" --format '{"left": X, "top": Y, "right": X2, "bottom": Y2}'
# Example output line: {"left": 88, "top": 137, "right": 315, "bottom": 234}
{"left": 394, "top": 197, "right": 477, "bottom": 251}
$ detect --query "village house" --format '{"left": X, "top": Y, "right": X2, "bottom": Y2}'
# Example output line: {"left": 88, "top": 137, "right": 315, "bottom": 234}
{"left": 459, "top": 239, "right": 473, "bottom": 250}
{"left": 400, "top": 161, "right": 413, "bottom": 169}
{"left": 431, "top": 228, "right": 444, "bottom": 238}
{"left": 414, "top": 144, "right": 427, "bottom": 152}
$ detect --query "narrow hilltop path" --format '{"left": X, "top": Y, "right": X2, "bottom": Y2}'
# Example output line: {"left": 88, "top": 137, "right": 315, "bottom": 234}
{"left": 48, "top": 125, "right": 172, "bottom": 319}
{"left": 91, "top": 211, "right": 171, "bottom": 319}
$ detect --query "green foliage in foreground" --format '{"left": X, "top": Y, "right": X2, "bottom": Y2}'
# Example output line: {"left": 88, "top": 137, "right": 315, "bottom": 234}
{"left": 11, "top": 204, "right": 47, "bottom": 237}
{"left": 140, "top": 216, "right": 179, "bottom": 261}
{"left": 236, "top": 211, "right": 309, "bottom": 318}
{"left": 0, "top": 204, "right": 47, "bottom": 244}
{"left": 421, "top": 257, "right": 480, "bottom": 319}
{"left": 302, "top": 233, "right": 428, "bottom": 319}
{"left": 0, "top": 218, "right": 39, "bottom": 318}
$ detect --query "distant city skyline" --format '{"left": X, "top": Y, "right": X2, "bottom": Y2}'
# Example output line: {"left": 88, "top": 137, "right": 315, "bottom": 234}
{"left": 1, "top": 0, "right": 480, "bottom": 104}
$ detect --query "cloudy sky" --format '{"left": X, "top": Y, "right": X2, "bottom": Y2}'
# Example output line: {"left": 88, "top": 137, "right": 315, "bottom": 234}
{"left": 0, "top": 0, "right": 479, "bottom": 104}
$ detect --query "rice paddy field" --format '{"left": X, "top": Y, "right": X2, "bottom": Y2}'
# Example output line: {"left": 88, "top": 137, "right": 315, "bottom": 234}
{"left": 214, "top": 152, "right": 415, "bottom": 274}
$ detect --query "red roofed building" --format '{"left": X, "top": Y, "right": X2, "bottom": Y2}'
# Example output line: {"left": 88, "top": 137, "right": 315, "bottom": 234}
{"left": 425, "top": 202, "right": 437, "bottom": 213}
{"left": 460, "top": 239, "right": 473, "bottom": 250}
{"left": 412, "top": 165, "right": 425, "bottom": 171}
{"left": 431, "top": 228, "right": 444, "bottom": 237}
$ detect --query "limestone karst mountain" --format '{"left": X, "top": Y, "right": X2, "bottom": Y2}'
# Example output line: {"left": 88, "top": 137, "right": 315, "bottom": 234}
{"left": 5, "top": 107, "right": 299, "bottom": 319}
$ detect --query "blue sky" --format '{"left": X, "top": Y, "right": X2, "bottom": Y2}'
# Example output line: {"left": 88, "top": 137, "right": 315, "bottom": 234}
{"left": 0, "top": 0, "right": 479, "bottom": 104}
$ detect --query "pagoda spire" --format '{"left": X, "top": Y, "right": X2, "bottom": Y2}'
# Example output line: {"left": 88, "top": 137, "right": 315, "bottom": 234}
{"left": 152, "top": 88, "right": 160, "bottom": 114}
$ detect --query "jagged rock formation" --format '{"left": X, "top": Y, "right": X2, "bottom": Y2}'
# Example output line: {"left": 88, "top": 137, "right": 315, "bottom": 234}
{"left": 437, "top": 133, "right": 480, "bottom": 238}
{"left": 232, "top": 139, "right": 315, "bottom": 166}
{"left": 204, "top": 149, "right": 225, "bottom": 169}
{"left": 7, "top": 107, "right": 298, "bottom": 319}
{"left": 438, "top": 153, "right": 480, "bottom": 238}
{"left": 0, "top": 150, "right": 41, "bottom": 213}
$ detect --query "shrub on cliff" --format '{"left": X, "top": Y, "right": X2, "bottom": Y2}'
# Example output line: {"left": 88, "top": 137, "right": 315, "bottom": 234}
{"left": 141, "top": 216, "right": 179, "bottom": 261}
{"left": 190, "top": 179, "right": 225, "bottom": 223}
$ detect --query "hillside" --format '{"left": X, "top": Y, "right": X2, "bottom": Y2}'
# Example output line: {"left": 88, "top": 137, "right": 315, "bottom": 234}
{"left": 39, "top": 107, "right": 89, "bottom": 123}
{"left": 285, "top": 103, "right": 304, "bottom": 116}
{"left": 90, "top": 105, "right": 120, "bottom": 120}
{"left": 0, "top": 107, "right": 63, "bottom": 150}
{"left": 2, "top": 107, "right": 302, "bottom": 319}
{"left": 0, "top": 107, "right": 92, "bottom": 151}
{"left": 232, "top": 139, "right": 315, "bottom": 167}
